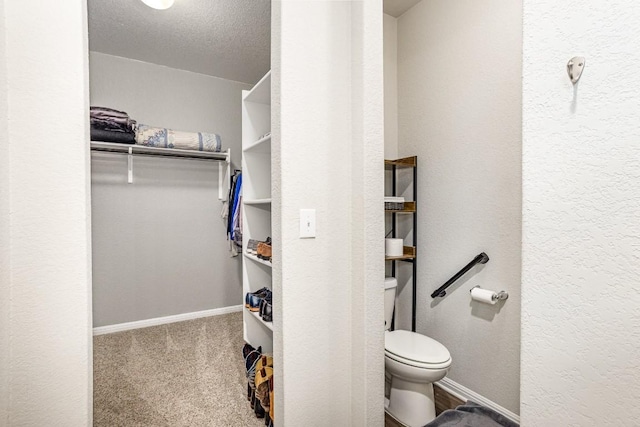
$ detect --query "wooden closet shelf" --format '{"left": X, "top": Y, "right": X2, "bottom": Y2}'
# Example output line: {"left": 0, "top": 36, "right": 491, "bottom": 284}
{"left": 385, "top": 156, "right": 417, "bottom": 168}
{"left": 385, "top": 201, "right": 416, "bottom": 213}
{"left": 385, "top": 246, "right": 416, "bottom": 261}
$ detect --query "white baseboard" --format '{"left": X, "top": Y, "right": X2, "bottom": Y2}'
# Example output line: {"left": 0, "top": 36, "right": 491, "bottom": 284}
{"left": 93, "top": 305, "right": 244, "bottom": 336}
{"left": 436, "top": 378, "right": 520, "bottom": 425}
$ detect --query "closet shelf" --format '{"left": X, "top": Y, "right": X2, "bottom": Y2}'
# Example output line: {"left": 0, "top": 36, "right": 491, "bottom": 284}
{"left": 244, "top": 252, "right": 272, "bottom": 268}
{"left": 243, "top": 134, "right": 271, "bottom": 154}
{"left": 385, "top": 201, "right": 416, "bottom": 213}
{"left": 385, "top": 156, "right": 417, "bottom": 168}
{"left": 90, "top": 141, "right": 230, "bottom": 162}
{"left": 247, "top": 308, "right": 273, "bottom": 332}
{"left": 243, "top": 71, "right": 271, "bottom": 105}
{"left": 244, "top": 198, "right": 272, "bottom": 206}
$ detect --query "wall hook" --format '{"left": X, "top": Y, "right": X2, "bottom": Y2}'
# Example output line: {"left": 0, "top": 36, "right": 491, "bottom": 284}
{"left": 567, "top": 57, "right": 585, "bottom": 84}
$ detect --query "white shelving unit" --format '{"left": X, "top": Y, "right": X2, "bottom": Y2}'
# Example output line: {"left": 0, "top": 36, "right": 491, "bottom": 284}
{"left": 242, "top": 70, "right": 273, "bottom": 353}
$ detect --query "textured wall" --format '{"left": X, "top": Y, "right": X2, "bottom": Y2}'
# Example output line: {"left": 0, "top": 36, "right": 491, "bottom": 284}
{"left": 89, "top": 52, "right": 249, "bottom": 326}
{"left": 383, "top": 13, "right": 398, "bottom": 160}
{"left": 277, "top": 2, "right": 352, "bottom": 423}
{"left": 273, "top": 0, "right": 384, "bottom": 425}
{"left": 3, "top": 0, "right": 92, "bottom": 424}
{"left": 0, "top": 0, "right": 10, "bottom": 423}
{"left": 350, "top": 2, "right": 385, "bottom": 425}
{"left": 521, "top": 1, "right": 640, "bottom": 425}
{"left": 397, "top": 0, "right": 522, "bottom": 413}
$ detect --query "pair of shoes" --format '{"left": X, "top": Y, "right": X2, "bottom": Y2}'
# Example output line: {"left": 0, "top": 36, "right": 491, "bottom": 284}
{"left": 245, "top": 287, "right": 270, "bottom": 310}
{"left": 260, "top": 294, "right": 272, "bottom": 322}
{"left": 257, "top": 237, "right": 272, "bottom": 262}
{"left": 246, "top": 288, "right": 272, "bottom": 313}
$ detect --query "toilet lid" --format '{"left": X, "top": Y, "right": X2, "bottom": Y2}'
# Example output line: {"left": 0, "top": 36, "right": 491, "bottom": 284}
{"left": 385, "top": 330, "right": 451, "bottom": 365}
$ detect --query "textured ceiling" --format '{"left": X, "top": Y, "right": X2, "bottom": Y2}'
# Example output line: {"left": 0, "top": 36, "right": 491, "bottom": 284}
{"left": 383, "top": 0, "right": 423, "bottom": 18}
{"left": 88, "top": 0, "right": 271, "bottom": 84}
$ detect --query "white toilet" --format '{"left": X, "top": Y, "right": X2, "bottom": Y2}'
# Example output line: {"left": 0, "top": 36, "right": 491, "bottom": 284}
{"left": 384, "top": 277, "right": 452, "bottom": 427}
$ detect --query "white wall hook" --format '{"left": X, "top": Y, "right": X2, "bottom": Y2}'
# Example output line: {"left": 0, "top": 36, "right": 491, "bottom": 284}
{"left": 567, "top": 56, "right": 585, "bottom": 84}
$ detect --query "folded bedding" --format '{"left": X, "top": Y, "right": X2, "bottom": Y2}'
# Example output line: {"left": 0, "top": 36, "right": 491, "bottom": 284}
{"left": 90, "top": 106, "right": 130, "bottom": 119}
{"left": 90, "top": 128, "right": 135, "bottom": 144}
{"left": 136, "top": 124, "right": 222, "bottom": 152}
{"left": 91, "top": 116, "right": 136, "bottom": 133}
{"left": 89, "top": 106, "right": 136, "bottom": 142}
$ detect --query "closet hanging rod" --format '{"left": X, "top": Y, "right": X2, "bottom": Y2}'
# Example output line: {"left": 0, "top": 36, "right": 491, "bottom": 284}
{"left": 90, "top": 141, "right": 230, "bottom": 162}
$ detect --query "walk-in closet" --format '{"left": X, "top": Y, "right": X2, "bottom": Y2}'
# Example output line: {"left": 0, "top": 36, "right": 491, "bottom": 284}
{"left": 87, "top": 1, "right": 272, "bottom": 425}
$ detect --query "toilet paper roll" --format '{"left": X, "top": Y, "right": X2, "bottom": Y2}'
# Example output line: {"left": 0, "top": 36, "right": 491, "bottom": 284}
{"left": 385, "top": 238, "right": 404, "bottom": 257}
{"left": 470, "top": 287, "right": 497, "bottom": 305}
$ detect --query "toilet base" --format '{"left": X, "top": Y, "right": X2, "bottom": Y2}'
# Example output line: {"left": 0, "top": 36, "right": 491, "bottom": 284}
{"left": 385, "top": 376, "right": 436, "bottom": 427}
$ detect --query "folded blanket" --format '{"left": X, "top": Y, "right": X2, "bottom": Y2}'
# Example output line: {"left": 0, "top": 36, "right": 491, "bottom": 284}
{"left": 90, "top": 106, "right": 130, "bottom": 119}
{"left": 90, "top": 106, "right": 136, "bottom": 133}
{"left": 90, "top": 128, "right": 136, "bottom": 144}
{"left": 135, "top": 124, "right": 222, "bottom": 152}
{"left": 91, "top": 117, "right": 136, "bottom": 133}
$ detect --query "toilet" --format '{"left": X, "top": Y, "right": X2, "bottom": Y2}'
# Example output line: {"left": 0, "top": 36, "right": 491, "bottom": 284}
{"left": 384, "top": 277, "right": 452, "bottom": 427}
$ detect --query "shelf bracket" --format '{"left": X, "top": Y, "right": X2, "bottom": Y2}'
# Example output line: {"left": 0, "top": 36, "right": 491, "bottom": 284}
{"left": 127, "top": 146, "right": 133, "bottom": 184}
{"left": 219, "top": 148, "right": 231, "bottom": 200}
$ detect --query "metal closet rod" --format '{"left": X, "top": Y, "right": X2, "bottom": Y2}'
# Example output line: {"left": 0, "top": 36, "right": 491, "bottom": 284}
{"left": 90, "top": 141, "right": 230, "bottom": 162}
{"left": 430, "top": 252, "right": 489, "bottom": 299}
{"left": 90, "top": 141, "right": 231, "bottom": 198}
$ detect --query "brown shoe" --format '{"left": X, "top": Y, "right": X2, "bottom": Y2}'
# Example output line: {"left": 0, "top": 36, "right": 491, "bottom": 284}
{"left": 257, "top": 239, "right": 272, "bottom": 262}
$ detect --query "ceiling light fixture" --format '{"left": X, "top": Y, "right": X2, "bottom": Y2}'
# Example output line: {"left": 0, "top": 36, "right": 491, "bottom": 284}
{"left": 140, "top": 0, "right": 174, "bottom": 10}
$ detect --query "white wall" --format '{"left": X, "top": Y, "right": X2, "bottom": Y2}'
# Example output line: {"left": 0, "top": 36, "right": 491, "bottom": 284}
{"left": 350, "top": 2, "right": 385, "bottom": 425}
{"left": 396, "top": 0, "right": 522, "bottom": 414}
{"left": 272, "top": 0, "right": 384, "bottom": 425}
{"left": 384, "top": 13, "right": 398, "bottom": 159}
{"left": 521, "top": 1, "right": 640, "bottom": 425}
{"left": 0, "top": 0, "right": 10, "bottom": 423}
{"left": 2, "top": 0, "right": 92, "bottom": 424}
{"left": 89, "top": 52, "right": 250, "bottom": 326}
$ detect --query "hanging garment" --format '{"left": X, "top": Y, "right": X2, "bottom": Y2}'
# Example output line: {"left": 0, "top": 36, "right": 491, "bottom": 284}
{"left": 229, "top": 173, "right": 243, "bottom": 255}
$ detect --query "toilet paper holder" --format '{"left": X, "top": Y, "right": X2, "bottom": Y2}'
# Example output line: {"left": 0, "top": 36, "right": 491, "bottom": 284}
{"left": 470, "top": 286, "right": 509, "bottom": 301}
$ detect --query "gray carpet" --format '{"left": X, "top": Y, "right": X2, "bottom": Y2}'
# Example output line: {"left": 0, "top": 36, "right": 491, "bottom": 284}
{"left": 93, "top": 311, "right": 265, "bottom": 427}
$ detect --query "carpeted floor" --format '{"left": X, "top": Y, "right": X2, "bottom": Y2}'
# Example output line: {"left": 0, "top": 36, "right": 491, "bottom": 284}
{"left": 93, "top": 311, "right": 264, "bottom": 427}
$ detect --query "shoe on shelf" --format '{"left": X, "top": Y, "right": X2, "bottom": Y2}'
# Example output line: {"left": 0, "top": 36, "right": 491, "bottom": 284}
{"left": 261, "top": 303, "right": 272, "bottom": 322}
{"left": 245, "top": 287, "right": 270, "bottom": 308}
{"left": 243, "top": 344, "right": 262, "bottom": 372}
{"left": 247, "top": 239, "right": 260, "bottom": 255}
{"left": 259, "top": 295, "right": 273, "bottom": 322}
{"left": 247, "top": 288, "right": 272, "bottom": 312}
{"left": 255, "top": 366, "right": 273, "bottom": 414}
{"left": 257, "top": 237, "right": 272, "bottom": 261}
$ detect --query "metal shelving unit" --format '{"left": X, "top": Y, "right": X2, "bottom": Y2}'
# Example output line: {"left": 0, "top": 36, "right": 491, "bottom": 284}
{"left": 385, "top": 155, "right": 417, "bottom": 332}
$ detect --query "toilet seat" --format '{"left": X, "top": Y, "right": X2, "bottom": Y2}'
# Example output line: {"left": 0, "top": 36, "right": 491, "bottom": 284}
{"left": 385, "top": 330, "right": 451, "bottom": 369}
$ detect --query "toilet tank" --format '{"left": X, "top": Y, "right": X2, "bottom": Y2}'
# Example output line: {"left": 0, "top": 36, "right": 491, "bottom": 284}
{"left": 384, "top": 277, "right": 398, "bottom": 331}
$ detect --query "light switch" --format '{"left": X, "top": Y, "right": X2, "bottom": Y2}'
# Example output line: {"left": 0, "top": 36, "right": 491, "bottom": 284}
{"left": 299, "top": 209, "right": 316, "bottom": 238}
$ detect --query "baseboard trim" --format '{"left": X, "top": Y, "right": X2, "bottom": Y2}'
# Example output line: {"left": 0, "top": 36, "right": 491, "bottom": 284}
{"left": 436, "top": 378, "right": 520, "bottom": 425}
{"left": 93, "top": 305, "right": 244, "bottom": 336}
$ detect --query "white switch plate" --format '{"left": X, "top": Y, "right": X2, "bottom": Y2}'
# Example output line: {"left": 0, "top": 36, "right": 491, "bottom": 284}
{"left": 299, "top": 209, "right": 316, "bottom": 238}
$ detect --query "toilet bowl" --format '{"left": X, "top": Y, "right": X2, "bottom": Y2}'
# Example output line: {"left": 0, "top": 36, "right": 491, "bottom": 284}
{"left": 384, "top": 278, "right": 452, "bottom": 427}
